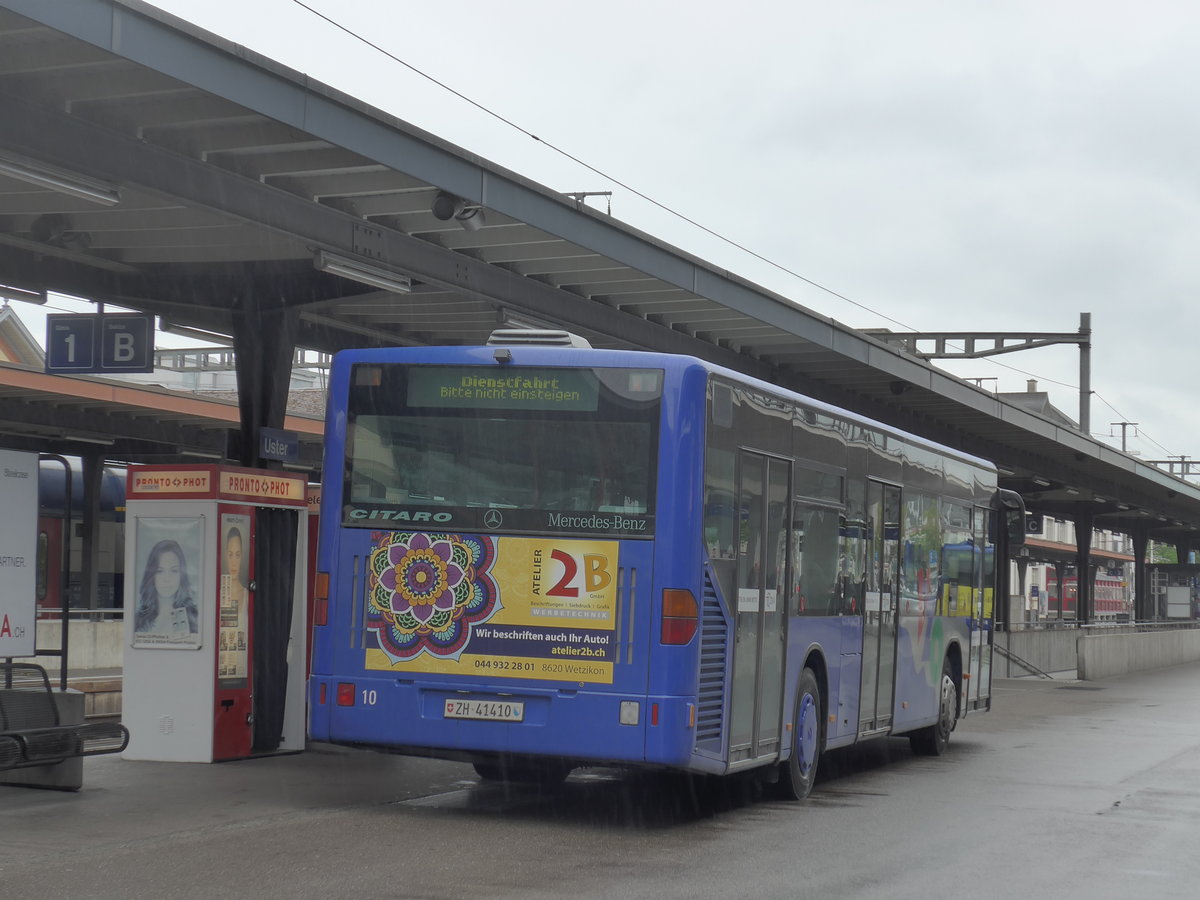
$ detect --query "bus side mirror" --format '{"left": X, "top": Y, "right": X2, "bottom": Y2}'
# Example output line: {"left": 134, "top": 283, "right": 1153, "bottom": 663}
{"left": 993, "top": 488, "right": 1026, "bottom": 549}
{"left": 1006, "top": 508, "right": 1027, "bottom": 548}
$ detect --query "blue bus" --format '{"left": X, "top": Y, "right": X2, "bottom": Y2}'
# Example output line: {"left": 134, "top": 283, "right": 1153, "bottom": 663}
{"left": 308, "top": 334, "right": 1024, "bottom": 798}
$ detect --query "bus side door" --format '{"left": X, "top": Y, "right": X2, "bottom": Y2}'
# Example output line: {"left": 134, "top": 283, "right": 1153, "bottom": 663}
{"left": 728, "top": 450, "right": 789, "bottom": 764}
{"left": 859, "top": 480, "right": 900, "bottom": 734}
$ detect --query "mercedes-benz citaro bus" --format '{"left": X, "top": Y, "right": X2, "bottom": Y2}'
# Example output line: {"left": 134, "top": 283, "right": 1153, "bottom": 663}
{"left": 308, "top": 330, "right": 1025, "bottom": 799}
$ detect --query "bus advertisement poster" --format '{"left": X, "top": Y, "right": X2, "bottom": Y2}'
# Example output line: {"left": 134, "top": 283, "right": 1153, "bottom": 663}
{"left": 362, "top": 532, "right": 618, "bottom": 684}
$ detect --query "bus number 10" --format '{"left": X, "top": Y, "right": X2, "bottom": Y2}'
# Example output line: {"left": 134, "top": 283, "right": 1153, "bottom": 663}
{"left": 361, "top": 689, "right": 378, "bottom": 706}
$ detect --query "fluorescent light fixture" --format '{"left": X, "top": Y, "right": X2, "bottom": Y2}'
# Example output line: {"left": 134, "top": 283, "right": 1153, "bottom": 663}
{"left": 160, "top": 319, "right": 234, "bottom": 345}
{"left": 0, "top": 151, "right": 121, "bottom": 207}
{"left": 313, "top": 250, "right": 411, "bottom": 294}
{"left": 64, "top": 434, "right": 115, "bottom": 446}
{"left": 179, "top": 449, "right": 224, "bottom": 460}
{"left": 0, "top": 283, "right": 46, "bottom": 305}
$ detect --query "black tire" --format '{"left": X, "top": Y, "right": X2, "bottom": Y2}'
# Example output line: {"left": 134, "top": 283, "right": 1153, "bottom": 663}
{"left": 473, "top": 757, "right": 572, "bottom": 785}
{"left": 473, "top": 760, "right": 504, "bottom": 781}
{"left": 909, "top": 658, "right": 958, "bottom": 756}
{"left": 777, "top": 667, "right": 822, "bottom": 800}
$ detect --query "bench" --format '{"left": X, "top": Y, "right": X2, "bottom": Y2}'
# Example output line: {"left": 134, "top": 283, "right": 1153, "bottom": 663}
{"left": 0, "top": 662, "right": 129, "bottom": 772}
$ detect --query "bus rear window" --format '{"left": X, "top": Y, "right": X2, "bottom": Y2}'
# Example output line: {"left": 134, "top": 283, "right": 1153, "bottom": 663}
{"left": 344, "top": 365, "right": 661, "bottom": 537}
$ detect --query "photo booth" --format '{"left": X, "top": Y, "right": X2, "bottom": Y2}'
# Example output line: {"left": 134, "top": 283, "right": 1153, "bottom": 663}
{"left": 122, "top": 465, "right": 308, "bottom": 762}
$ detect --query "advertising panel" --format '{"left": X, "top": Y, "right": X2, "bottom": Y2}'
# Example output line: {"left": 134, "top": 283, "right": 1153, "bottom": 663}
{"left": 129, "top": 467, "right": 213, "bottom": 495}
{"left": 0, "top": 449, "right": 38, "bottom": 657}
{"left": 131, "top": 516, "right": 205, "bottom": 649}
{"left": 363, "top": 532, "right": 618, "bottom": 684}
{"left": 218, "top": 513, "right": 252, "bottom": 683}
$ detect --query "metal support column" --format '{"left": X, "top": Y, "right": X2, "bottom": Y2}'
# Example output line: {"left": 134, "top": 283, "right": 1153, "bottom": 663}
{"left": 37, "top": 455, "right": 72, "bottom": 689}
{"left": 1131, "top": 527, "right": 1149, "bottom": 620}
{"left": 876, "top": 311, "right": 1093, "bottom": 435}
{"left": 1053, "top": 560, "right": 1066, "bottom": 622}
{"left": 1078, "top": 312, "right": 1091, "bottom": 436}
{"left": 1074, "top": 508, "right": 1095, "bottom": 625}
{"left": 1015, "top": 552, "right": 1029, "bottom": 624}
{"left": 79, "top": 452, "right": 104, "bottom": 613}
{"left": 232, "top": 295, "right": 300, "bottom": 469}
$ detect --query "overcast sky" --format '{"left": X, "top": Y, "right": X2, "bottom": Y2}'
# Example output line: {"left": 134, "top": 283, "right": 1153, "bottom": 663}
{"left": 98, "top": 1, "right": 1200, "bottom": 466}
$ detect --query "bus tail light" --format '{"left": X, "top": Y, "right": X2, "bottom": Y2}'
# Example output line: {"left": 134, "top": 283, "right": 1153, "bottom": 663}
{"left": 661, "top": 589, "right": 698, "bottom": 645}
{"left": 336, "top": 683, "right": 356, "bottom": 706}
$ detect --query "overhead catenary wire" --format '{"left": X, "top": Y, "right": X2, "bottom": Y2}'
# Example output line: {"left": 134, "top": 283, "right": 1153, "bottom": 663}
{"left": 1094, "top": 392, "right": 1174, "bottom": 457}
{"left": 286, "top": 0, "right": 1180, "bottom": 462}
{"left": 287, "top": 0, "right": 914, "bottom": 330}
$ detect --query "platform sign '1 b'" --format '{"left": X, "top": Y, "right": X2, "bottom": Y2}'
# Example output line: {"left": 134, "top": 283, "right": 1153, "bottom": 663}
{"left": 45, "top": 313, "right": 154, "bottom": 374}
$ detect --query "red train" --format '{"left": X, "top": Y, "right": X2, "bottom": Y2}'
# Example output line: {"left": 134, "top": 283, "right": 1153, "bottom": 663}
{"left": 1043, "top": 572, "right": 1130, "bottom": 621}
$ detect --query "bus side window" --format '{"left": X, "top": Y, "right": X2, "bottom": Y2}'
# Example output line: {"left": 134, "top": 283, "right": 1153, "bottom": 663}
{"left": 794, "top": 502, "right": 840, "bottom": 615}
{"left": 704, "top": 467, "right": 735, "bottom": 560}
{"left": 840, "top": 515, "right": 867, "bottom": 615}
{"left": 702, "top": 488, "right": 722, "bottom": 556}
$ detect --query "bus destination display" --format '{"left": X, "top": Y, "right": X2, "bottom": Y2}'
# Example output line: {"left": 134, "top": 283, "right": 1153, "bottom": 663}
{"left": 406, "top": 367, "right": 599, "bottom": 411}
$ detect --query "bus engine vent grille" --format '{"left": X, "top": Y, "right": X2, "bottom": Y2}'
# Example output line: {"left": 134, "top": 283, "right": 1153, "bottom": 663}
{"left": 696, "top": 568, "right": 728, "bottom": 745}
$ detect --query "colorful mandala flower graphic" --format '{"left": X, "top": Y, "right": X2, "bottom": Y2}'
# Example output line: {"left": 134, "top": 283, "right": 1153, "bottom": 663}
{"left": 365, "top": 532, "right": 499, "bottom": 663}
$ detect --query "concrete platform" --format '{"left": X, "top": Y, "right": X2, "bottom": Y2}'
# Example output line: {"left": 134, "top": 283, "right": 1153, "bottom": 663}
{"left": 5, "top": 666, "right": 1200, "bottom": 898}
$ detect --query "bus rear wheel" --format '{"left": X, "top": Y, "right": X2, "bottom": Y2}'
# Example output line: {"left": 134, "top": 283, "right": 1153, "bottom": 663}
{"left": 909, "top": 659, "right": 958, "bottom": 756}
{"left": 473, "top": 757, "right": 572, "bottom": 786}
{"left": 777, "top": 667, "right": 822, "bottom": 800}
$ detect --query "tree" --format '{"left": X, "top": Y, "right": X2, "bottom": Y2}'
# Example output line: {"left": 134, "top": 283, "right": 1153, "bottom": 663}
{"left": 1150, "top": 542, "right": 1178, "bottom": 564}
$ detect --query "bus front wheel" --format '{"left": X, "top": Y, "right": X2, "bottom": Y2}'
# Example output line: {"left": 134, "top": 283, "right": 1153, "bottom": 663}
{"left": 777, "top": 667, "right": 822, "bottom": 800}
{"left": 909, "top": 658, "right": 958, "bottom": 756}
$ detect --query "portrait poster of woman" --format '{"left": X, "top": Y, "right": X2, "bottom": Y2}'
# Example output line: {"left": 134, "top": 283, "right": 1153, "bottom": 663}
{"left": 132, "top": 516, "right": 204, "bottom": 650}
{"left": 219, "top": 513, "right": 252, "bottom": 685}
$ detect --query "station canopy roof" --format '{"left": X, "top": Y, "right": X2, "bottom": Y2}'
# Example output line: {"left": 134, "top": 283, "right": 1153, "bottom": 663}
{"left": 1, "top": 0, "right": 1198, "bottom": 544}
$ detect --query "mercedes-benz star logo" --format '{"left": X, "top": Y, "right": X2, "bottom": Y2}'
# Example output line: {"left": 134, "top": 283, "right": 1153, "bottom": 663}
{"left": 483, "top": 509, "right": 503, "bottom": 529}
